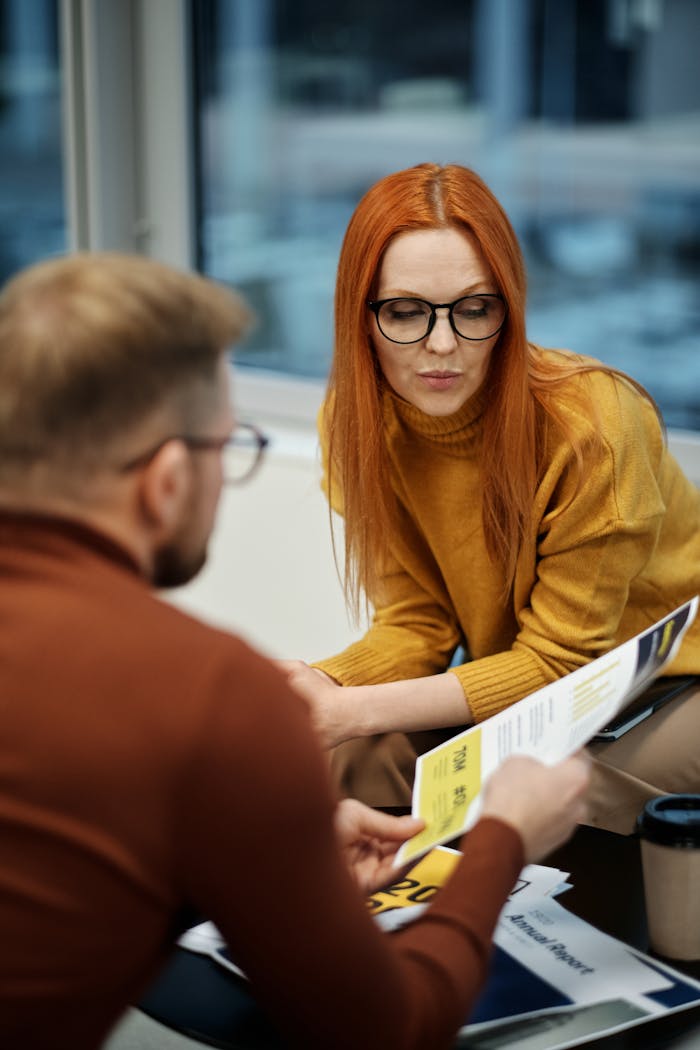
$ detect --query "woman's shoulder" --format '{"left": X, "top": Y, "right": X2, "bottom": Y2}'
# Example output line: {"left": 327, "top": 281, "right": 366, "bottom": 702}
{"left": 531, "top": 344, "right": 626, "bottom": 389}
{"left": 530, "top": 346, "right": 666, "bottom": 479}
{"left": 531, "top": 345, "right": 660, "bottom": 432}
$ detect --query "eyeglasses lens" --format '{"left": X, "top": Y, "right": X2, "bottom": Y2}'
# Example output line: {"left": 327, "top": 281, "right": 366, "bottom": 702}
{"left": 225, "top": 428, "right": 263, "bottom": 485}
{"left": 378, "top": 300, "right": 431, "bottom": 342}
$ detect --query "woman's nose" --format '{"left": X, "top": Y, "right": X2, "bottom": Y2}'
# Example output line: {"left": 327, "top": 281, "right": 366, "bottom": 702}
{"left": 425, "top": 309, "right": 458, "bottom": 353}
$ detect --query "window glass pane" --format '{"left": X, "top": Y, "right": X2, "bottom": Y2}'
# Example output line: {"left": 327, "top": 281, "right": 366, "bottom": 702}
{"left": 0, "top": 0, "right": 65, "bottom": 282}
{"left": 193, "top": 0, "right": 700, "bottom": 429}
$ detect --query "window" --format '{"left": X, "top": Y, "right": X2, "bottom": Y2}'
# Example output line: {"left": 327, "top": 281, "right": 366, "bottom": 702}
{"left": 0, "top": 0, "right": 65, "bottom": 281}
{"left": 192, "top": 0, "right": 700, "bottom": 429}
{"left": 6, "top": 3, "right": 695, "bottom": 432}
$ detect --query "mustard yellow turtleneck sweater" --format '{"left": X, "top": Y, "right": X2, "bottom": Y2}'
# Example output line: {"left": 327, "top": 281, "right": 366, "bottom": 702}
{"left": 315, "top": 355, "right": 700, "bottom": 723}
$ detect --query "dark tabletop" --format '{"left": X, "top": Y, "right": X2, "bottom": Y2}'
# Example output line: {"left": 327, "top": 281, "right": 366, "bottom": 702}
{"left": 139, "top": 824, "right": 700, "bottom": 1049}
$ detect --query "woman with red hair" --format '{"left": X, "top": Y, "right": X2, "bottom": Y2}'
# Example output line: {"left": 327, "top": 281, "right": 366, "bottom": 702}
{"left": 283, "top": 163, "right": 700, "bottom": 832}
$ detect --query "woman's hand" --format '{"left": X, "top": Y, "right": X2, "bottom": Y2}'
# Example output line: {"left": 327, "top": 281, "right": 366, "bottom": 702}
{"left": 479, "top": 752, "right": 591, "bottom": 863}
{"left": 278, "top": 662, "right": 475, "bottom": 746}
{"left": 334, "top": 798, "right": 425, "bottom": 894}
{"left": 278, "top": 660, "right": 352, "bottom": 748}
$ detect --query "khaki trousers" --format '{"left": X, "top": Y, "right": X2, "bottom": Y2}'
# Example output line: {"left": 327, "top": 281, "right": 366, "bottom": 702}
{"left": 329, "top": 681, "right": 700, "bottom": 835}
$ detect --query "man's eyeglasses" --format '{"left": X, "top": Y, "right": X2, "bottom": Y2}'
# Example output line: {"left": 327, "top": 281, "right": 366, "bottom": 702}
{"left": 367, "top": 294, "right": 507, "bottom": 344}
{"left": 121, "top": 422, "right": 269, "bottom": 486}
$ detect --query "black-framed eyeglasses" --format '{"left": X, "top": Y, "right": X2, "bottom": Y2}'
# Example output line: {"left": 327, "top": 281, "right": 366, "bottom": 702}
{"left": 120, "top": 421, "right": 269, "bottom": 486}
{"left": 367, "top": 294, "right": 507, "bottom": 344}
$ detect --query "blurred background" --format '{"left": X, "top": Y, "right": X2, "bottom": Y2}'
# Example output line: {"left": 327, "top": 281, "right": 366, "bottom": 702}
{"left": 3, "top": 0, "right": 698, "bottom": 425}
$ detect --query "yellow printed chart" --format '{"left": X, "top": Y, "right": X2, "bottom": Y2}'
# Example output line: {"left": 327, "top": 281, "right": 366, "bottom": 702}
{"left": 398, "top": 728, "right": 482, "bottom": 866}
{"left": 367, "top": 846, "right": 460, "bottom": 916}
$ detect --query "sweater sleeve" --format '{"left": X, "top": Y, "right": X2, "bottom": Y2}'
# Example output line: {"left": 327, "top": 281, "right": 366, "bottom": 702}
{"left": 176, "top": 642, "right": 524, "bottom": 1050}
{"left": 315, "top": 545, "right": 463, "bottom": 685}
{"left": 453, "top": 379, "right": 669, "bottom": 721}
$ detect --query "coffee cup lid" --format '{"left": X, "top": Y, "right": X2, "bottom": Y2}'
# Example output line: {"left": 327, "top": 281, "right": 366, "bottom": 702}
{"left": 637, "top": 795, "right": 700, "bottom": 848}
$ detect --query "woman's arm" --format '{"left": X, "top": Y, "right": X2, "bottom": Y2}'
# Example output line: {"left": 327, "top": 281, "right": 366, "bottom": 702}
{"left": 280, "top": 660, "right": 472, "bottom": 748}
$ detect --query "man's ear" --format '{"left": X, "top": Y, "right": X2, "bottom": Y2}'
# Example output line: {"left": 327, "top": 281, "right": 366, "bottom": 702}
{"left": 137, "top": 439, "right": 191, "bottom": 536}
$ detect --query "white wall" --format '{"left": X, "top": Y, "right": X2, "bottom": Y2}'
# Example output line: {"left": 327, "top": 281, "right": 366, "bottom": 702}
{"left": 167, "top": 419, "right": 700, "bottom": 663}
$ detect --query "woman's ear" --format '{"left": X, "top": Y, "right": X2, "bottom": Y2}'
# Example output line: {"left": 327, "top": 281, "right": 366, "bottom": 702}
{"left": 137, "top": 439, "right": 191, "bottom": 535}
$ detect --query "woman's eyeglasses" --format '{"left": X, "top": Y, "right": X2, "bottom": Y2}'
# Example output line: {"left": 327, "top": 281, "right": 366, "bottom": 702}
{"left": 367, "top": 294, "right": 507, "bottom": 344}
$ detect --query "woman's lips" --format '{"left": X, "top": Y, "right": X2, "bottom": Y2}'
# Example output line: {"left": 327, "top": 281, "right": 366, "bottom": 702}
{"left": 417, "top": 371, "right": 462, "bottom": 391}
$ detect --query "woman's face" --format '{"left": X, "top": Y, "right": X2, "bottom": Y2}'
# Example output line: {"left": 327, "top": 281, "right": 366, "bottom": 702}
{"left": 370, "top": 226, "right": 502, "bottom": 417}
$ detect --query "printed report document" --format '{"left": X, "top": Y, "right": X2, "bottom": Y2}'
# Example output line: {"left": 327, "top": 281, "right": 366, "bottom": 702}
{"left": 396, "top": 596, "right": 698, "bottom": 867}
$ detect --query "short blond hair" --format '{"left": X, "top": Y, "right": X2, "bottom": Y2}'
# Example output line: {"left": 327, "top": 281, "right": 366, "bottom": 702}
{"left": 0, "top": 252, "right": 251, "bottom": 485}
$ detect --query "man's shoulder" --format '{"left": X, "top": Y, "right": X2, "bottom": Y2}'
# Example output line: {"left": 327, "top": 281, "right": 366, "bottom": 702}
{"left": 33, "top": 554, "right": 281, "bottom": 720}
{"left": 107, "top": 583, "right": 274, "bottom": 693}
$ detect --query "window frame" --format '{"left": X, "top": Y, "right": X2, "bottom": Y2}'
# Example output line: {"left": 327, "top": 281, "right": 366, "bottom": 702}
{"left": 58, "top": 0, "right": 325, "bottom": 427}
{"left": 60, "top": 0, "right": 195, "bottom": 262}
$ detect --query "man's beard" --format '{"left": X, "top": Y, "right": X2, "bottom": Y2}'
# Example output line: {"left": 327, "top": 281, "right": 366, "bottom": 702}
{"left": 152, "top": 540, "right": 208, "bottom": 589}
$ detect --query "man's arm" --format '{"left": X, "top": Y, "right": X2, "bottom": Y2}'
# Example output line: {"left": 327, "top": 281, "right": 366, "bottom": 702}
{"left": 179, "top": 642, "right": 588, "bottom": 1050}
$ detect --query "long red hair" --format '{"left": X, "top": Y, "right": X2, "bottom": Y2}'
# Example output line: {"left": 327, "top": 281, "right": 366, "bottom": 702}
{"left": 326, "top": 163, "right": 659, "bottom": 616}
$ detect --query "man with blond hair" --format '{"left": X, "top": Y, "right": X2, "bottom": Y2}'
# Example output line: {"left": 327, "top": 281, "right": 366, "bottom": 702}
{"left": 0, "top": 252, "right": 589, "bottom": 1050}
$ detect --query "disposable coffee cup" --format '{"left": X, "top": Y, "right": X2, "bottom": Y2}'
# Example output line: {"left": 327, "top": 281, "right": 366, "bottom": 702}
{"left": 637, "top": 795, "right": 700, "bottom": 961}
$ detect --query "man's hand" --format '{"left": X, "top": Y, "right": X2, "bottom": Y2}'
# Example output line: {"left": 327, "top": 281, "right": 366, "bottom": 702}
{"left": 278, "top": 660, "right": 350, "bottom": 748}
{"left": 479, "top": 752, "right": 591, "bottom": 863}
{"left": 334, "top": 799, "right": 425, "bottom": 895}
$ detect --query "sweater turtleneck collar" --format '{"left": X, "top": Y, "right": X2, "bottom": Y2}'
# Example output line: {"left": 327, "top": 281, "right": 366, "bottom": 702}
{"left": 0, "top": 509, "right": 143, "bottom": 578}
{"left": 382, "top": 380, "right": 488, "bottom": 451}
